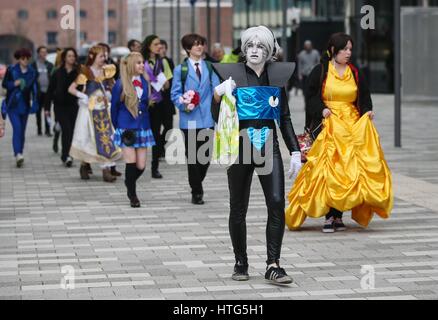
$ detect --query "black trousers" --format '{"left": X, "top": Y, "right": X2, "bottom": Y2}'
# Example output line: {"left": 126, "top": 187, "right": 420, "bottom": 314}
{"left": 326, "top": 208, "right": 343, "bottom": 219}
{"left": 228, "top": 139, "right": 285, "bottom": 266}
{"left": 159, "top": 106, "right": 174, "bottom": 157}
{"left": 149, "top": 102, "right": 165, "bottom": 172}
{"left": 57, "top": 105, "right": 78, "bottom": 162}
{"left": 36, "top": 91, "right": 50, "bottom": 134}
{"left": 181, "top": 128, "right": 213, "bottom": 196}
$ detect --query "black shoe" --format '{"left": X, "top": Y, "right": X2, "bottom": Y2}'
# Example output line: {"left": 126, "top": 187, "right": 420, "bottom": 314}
{"left": 53, "top": 141, "right": 59, "bottom": 154}
{"left": 191, "top": 194, "right": 204, "bottom": 205}
{"left": 65, "top": 157, "right": 73, "bottom": 168}
{"left": 111, "top": 166, "right": 122, "bottom": 177}
{"left": 265, "top": 266, "right": 293, "bottom": 285}
{"left": 129, "top": 195, "right": 141, "bottom": 208}
{"left": 151, "top": 170, "right": 163, "bottom": 179}
{"left": 334, "top": 218, "right": 347, "bottom": 231}
{"left": 232, "top": 262, "right": 249, "bottom": 281}
{"left": 322, "top": 217, "right": 335, "bottom": 233}
{"left": 85, "top": 163, "right": 93, "bottom": 175}
{"left": 45, "top": 132, "right": 53, "bottom": 137}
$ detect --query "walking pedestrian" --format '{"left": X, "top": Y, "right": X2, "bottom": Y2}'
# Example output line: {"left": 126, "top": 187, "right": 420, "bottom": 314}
{"left": 111, "top": 52, "right": 156, "bottom": 207}
{"left": 285, "top": 33, "right": 393, "bottom": 233}
{"left": 141, "top": 35, "right": 173, "bottom": 179}
{"left": 171, "top": 33, "right": 220, "bottom": 205}
{"left": 68, "top": 45, "right": 122, "bottom": 182}
{"left": 32, "top": 46, "right": 54, "bottom": 137}
{"left": 44, "top": 48, "right": 80, "bottom": 168}
{"left": 212, "top": 26, "right": 301, "bottom": 284}
{"left": 2, "top": 48, "right": 39, "bottom": 167}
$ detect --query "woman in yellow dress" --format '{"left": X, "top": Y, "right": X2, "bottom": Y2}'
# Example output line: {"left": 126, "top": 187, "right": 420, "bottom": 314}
{"left": 286, "top": 33, "right": 393, "bottom": 233}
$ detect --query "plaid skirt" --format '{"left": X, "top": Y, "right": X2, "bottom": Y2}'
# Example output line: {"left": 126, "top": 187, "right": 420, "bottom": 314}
{"left": 113, "top": 128, "right": 156, "bottom": 148}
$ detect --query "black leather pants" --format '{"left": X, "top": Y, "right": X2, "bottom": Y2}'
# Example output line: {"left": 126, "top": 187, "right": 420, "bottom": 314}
{"left": 227, "top": 139, "right": 285, "bottom": 266}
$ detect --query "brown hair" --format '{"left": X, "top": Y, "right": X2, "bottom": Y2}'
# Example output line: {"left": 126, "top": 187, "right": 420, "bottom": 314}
{"left": 181, "top": 34, "right": 205, "bottom": 56}
{"left": 86, "top": 45, "right": 105, "bottom": 66}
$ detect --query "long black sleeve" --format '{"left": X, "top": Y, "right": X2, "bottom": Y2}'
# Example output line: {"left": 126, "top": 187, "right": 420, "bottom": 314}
{"left": 44, "top": 71, "right": 57, "bottom": 112}
{"left": 306, "top": 64, "right": 326, "bottom": 125}
{"left": 358, "top": 71, "right": 373, "bottom": 114}
{"left": 280, "top": 88, "right": 300, "bottom": 154}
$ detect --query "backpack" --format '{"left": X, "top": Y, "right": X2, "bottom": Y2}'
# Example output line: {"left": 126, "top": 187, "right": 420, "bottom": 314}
{"left": 180, "top": 58, "right": 214, "bottom": 91}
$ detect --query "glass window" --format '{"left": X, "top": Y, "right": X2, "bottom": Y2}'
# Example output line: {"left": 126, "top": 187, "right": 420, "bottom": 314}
{"left": 17, "top": 10, "right": 28, "bottom": 20}
{"left": 47, "top": 9, "right": 57, "bottom": 19}
{"left": 80, "top": 10, "right": 87, "bottom": 18}
{"left": 80, "top": 32, "right": 87, "bottom": 42}
{"left": 108, "top": 31, "right": 117, "bottom": 44}
{"left": 47, "top": 32, "right": 58, "bottom": 45}
{"left": 108, "top": 9, "right": 116, "bottom": 18}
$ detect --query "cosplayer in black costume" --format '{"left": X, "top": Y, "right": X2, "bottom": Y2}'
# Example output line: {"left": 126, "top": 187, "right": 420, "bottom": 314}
{"left": 212, "top": 26, "right": 302, "bottom": 284}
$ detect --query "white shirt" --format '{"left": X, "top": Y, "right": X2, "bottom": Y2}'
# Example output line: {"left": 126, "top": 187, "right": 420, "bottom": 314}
{"left": 188, "top": 58, "right": 203, "bottom": 76}
{"left": 132, "top": 76, "right": 143, "bottom": 99}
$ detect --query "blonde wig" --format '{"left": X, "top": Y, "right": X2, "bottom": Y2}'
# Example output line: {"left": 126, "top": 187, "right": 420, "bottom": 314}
{"left": 120, "top": 52, "right": 145, "bottom": 118}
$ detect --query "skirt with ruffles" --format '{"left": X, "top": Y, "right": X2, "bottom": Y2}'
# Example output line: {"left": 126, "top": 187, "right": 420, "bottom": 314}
{"left": 285, "top": 106, "right": 393, "bottom": 230}
{"left": 113, "top": 128, "right": 156, "bottom": 148}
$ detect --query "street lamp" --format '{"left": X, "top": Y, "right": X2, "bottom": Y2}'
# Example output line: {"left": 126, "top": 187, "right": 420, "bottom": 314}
{"left": 394, "top": 0, "right": 402, "bottom": 147}
{"left": 152, "top": 0, "right": 157, "bottom": 35}
{"left": 190, "top": 0, "right": 197, "bottom": 33}
{"left": 207, "top": 0, "right": 211, "bottom": 51}
{"left": 216, "top": 0, "right": 221, "bottom": 43}
{"left": 245, "top": 0, "right": 252, "bottom": 28}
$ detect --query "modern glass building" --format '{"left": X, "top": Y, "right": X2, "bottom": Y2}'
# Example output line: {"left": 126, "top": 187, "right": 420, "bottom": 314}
{"left": 232, "top": 0, "right": 438, "bottom": 93}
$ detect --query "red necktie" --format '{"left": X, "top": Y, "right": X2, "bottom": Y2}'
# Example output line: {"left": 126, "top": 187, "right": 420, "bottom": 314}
{"left": 133, "top": 79, "right": 143, "bottom": 89}
{"left": 195, "top": 63, "right": 201, "bottom": 81}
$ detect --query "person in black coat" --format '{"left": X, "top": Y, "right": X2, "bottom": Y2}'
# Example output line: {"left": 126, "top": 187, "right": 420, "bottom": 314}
{"left": 44, "top": 48, "right": 80, "bottom": 167}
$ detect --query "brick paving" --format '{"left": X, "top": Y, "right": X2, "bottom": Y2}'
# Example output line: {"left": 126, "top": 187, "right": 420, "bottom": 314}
{"left": 0, "top": 94, "right": 437, "bottom": 300}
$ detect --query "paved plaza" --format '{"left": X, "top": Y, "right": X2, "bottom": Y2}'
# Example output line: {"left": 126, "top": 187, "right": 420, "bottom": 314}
{"left": 0, "top": 94, "right": 437, "bottom": 300}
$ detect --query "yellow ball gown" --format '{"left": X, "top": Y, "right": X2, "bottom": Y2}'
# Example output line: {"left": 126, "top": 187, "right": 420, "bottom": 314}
{"left": 285, "top": 63, "right": 393, "bottom": 230}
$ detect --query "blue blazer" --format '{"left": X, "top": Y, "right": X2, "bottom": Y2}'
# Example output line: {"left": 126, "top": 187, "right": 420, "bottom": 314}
{"left": 2, "top": 64, "right": 38, "bottom": 115}
{"left": 111, "top": 76, "right": 151, "bottom": 130}
{"left": 171, "top": 59, "right": 220, "bottom": 129}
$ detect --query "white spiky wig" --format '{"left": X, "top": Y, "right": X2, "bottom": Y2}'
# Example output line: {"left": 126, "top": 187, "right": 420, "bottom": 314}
{"left": 240, "top": 25, "right": 281, "bottom": 62}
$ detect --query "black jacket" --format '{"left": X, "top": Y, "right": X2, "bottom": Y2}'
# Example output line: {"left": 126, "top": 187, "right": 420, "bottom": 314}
{"left": 44, "top": 66, "right": 79, "bottom": 113}
{"left": 305, "top": 62, "right": 373, "bottom": 135}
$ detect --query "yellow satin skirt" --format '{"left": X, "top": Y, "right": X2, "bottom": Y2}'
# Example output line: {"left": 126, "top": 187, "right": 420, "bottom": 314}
{"left": 285, "top": 106, "right": 393, "bottom": 230}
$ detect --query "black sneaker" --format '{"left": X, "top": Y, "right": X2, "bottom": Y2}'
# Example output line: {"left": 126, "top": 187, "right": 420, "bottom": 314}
{"left": 232, "top": 262, "right": 249, "bottom": 281}
{"left": 322, "top": 217, "right": 335, "bottom": 233}
{"left": 265, "top": 266, "right": 293, "bottom": 285}
{"left": 65, "top": 157, "right": 73, "bottom": 168}
{"left": 334, "top": 218, "right": 346, "bottom": 231}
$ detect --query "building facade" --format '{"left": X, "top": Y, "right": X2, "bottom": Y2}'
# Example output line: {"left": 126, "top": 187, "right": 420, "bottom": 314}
{"left": 0, "top": 0, "right": 128, "bottom": 64}
{"left": 141, "top": 0, "right": 233, "bottom": 63}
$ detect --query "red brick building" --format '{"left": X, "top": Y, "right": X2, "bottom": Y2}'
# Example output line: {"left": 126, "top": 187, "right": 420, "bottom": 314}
{"left": 0, "top": 0, "right": 128, "bottom": 63}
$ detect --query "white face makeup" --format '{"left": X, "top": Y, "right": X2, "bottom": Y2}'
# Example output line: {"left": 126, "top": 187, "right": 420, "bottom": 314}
{"left": 245, "top": 38, "right": 268, "bottom": 66}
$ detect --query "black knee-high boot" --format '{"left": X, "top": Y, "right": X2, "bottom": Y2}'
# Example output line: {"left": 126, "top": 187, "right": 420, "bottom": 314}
{"left": 125, "top": 163, "right": 138, "bottom": 199}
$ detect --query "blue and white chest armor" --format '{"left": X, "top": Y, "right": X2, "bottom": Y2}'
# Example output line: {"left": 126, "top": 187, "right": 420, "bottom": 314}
{"left": 234, "top": 86, "right": 281, "bottom": 150}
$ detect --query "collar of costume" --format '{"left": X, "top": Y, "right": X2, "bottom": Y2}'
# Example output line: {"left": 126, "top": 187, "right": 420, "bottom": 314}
{"left": 212, "top": 62, "right": 296, "bottom": 88}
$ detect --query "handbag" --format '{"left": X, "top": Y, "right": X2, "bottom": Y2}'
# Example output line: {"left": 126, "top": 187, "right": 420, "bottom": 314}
{"left": 121, "top": 129, "right": 136, "bottom": 147}
{"left": 297, "top": 122, "right": 323, "bottom": 163}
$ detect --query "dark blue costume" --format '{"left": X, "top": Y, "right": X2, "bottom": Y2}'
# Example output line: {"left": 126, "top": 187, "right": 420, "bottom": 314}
{"left": 2, "top": 64, "right": 38, "bottom": 156}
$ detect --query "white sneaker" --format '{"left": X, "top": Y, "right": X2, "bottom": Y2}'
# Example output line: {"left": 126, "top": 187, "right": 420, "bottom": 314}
{"left": 16, "top": 154, "right": 24, "bottom": 168}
